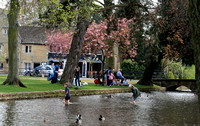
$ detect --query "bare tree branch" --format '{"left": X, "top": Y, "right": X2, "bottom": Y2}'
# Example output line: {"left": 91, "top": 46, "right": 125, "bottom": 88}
{"left": 94, "top": 4, "right": 149, "bottom": 13}
{"left": 95, "top": 0, "right": 104, "bottom": 6}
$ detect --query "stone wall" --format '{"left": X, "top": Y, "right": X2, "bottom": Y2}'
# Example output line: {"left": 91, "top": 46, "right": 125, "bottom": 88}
{"left": 0, "top": 87, "right": 166, "bottom": 101}
{"left": 19, "top": 44, "right": 48, "bottom": 72}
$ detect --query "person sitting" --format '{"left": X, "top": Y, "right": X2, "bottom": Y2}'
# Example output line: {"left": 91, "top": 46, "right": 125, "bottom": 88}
{"left": 117, "top": 70, "right": 124, "bottom": 84}
{"left": 116, "top": 79, "right": 121, "bottom": 86}
{"left": 113, "top": 79, "right": 116, "bottom": 85}
{"left": 123, "top": 78, "right": 129, "bottom": 86}
{"left": 94, "top": 79, "right": 99, "bottom": 85}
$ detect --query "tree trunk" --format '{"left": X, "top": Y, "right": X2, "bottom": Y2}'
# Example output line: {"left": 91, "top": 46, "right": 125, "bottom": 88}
{"left": 91, "top": 64, "right": 93, "bottom": 78}
{"left": 137, "top": 52, "right": 163, "bottom": 86}
{"left": 189, "top": 0, "right": 200, "bottom": 101}
{"left": 60, "top": 16, "right": 89, "bottom": 86}
{"left": 3, "top": 0, "right": 26, "bottom": 87}
{"left": 101, "top": 50, "right": 106, "bottom": 86}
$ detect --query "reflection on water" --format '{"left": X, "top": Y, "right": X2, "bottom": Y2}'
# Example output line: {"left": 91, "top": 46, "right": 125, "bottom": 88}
{"left": 0, "top": 92, "right": 199, "bottom": 126}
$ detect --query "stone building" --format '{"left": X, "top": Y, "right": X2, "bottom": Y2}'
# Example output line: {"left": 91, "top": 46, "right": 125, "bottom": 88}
{"left": 18, "top": 26, "right": 48, "bottom": 73}
{"left": 0, "top": 9, "right": 8, "bottom": 72}
{"left": 0, "top": 10, "right": 48, "bottom": 74}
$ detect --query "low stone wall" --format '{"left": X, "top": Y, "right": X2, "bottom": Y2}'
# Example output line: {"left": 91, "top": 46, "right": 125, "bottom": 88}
{"left": 0, "top": 87, "right": 166, "bottom": 101}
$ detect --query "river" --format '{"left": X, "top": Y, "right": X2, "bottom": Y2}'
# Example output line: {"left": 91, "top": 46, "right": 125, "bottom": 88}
{"left": 0, "top": 91, "right": 199, "bottom": 126}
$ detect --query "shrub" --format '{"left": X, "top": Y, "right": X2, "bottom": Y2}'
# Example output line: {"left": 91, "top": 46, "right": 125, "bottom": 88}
{"left": 168, "top": 71, "right": 175, "bottom": 79}
{"left": 121, "top": 59, "right": 144, "bottom": 76}
{"left": 183, "top": 65, "right": 195, "bottom": 79}
{"left": 163, "top": 60, "right": 195, "bottom": 79}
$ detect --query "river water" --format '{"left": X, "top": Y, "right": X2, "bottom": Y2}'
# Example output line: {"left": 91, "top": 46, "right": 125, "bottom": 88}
{"left": 0, "top": 91, "right": 199, "bottom": 126}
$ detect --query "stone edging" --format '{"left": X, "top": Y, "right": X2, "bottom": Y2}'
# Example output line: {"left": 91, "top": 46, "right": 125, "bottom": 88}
{"left": 0, "top": 87, "right": 166, "bottom": 101}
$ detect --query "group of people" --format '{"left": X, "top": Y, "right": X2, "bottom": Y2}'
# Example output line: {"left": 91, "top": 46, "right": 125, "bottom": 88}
{"left": 59, "top": 66, "right": 140, "bottom": 105}
{"left": 104, "top": 67, "right": 128, "bottom": 87}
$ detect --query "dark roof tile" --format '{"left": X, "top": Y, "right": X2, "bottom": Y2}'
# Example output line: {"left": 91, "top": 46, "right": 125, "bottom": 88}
{"left": 19, "top": 26, "right": 47, "bottom": 44}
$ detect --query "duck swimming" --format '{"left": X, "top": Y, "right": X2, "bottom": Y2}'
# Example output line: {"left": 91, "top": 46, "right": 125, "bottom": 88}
{"left": 99, "top": 115, "right": 105, "bottom": 121}
{"left": 76, "top": 114, "right": 82, "bottom": 123}
{"left": 44, "top": 118, "right": 48, "bottom": 123}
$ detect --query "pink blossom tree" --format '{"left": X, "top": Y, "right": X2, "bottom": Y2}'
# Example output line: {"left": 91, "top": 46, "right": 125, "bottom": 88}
{"left": 83, "top": 17, "right": 139, "bottom": 84}
{"left": 46, "top": 30, "right": 73, "bottom": 57}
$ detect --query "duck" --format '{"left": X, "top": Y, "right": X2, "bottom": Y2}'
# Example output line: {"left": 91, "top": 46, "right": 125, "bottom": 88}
{"left": 76, "top": 114, "right": 82, "bottom": 123}
{"left": 99, "top": 115, "right": 105, "bottom": 121}
{"left": 106, "top": 95, "right": 113, "bottom": 98}
{"left": 44, "top": 118, "right": 49, "bottom": 123}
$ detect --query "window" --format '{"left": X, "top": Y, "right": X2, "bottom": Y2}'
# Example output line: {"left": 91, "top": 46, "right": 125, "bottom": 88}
{"left": 4, "top": 29, "right": 8, "bottom": 35}
{"left": 0, "top": 63, "right": 3, "bottom": 70}
{"left": 46, "top": 66, "right": 51, "bottom": 70}
{"left": 25, "top": 46, "right": 32, "bottom": 53}
{"left": 25, "top": 63, "right": 31, "bottom": 70}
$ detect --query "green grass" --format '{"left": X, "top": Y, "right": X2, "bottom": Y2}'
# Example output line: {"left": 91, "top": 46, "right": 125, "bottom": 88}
{"left": 0, "top": 75, "right": 154, "bottom": 93}
{"left": 0, "top": 76, "right": 63, "bottom": 93}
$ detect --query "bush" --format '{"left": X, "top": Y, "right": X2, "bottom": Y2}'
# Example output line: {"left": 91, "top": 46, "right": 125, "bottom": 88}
{"left": 168, "top": 71, "right": 175, "bottom": 79}
{"left": 121, "top": 59, "right": 144, "bottom": 76}
{"left": 183, "top": 65, "right": 195, "bottom": 79}
{"left": 163, "top": 60, "right": 195, "bottom": 79}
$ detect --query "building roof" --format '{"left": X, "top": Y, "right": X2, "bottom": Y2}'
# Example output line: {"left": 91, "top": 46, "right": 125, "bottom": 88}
{"left": 18, "top": 26, "right": 47, "bottom": 45}
{"left": 48, "top": 53, "right": 102, "bottom": 63}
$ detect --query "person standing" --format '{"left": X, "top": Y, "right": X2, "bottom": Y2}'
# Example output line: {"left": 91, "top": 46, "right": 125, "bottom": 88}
{"left": 60, "top": 83, "right": 71, "bottom": 105}
{"left": 108, "top": 71, "right": 114, "bottom": 87}
{"left": 53, "top": 63, "right": 59, "bottom": 83}
{"left": 41, "top": 65, "right": 45, "bottom": 78}
{"left": 75, "top": 66, "right": 81, "bottom": 87}
{"left": 105, "top": 67, "right": 112, "bottom": 86}
{"left": 129, "top": 85, "right": 141, "bottom": 105}
{"left": 104, "top": 71, "right": 108, "bottom": 86}
{"left": 117, "top": 70, "right": 124, "bottom": 84}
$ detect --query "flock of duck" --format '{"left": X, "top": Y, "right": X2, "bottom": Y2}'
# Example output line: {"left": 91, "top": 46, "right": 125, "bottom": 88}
{"left": 75, "top": 114, "right": 105, "bottom": 123}
{"left": 44, "top": 95, "right": 112, "bottom": 124}
{"left": 44, "top": 114, "right": 105, "bottom": 123}
{"left": 76, "top": 114, "right": 105, "bottom": 123}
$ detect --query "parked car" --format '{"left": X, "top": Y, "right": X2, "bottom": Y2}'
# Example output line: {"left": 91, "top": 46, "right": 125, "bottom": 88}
{"left": 32, "top": 65, "right": 54, "bottom": 77}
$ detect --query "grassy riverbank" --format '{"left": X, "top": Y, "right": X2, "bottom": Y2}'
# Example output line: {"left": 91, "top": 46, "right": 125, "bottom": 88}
{"left": 0, "top": 75, "right": 152, "bottom": 93}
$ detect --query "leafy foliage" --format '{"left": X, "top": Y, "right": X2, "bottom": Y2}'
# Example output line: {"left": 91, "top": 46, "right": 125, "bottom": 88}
{"left": 162, "top": 60, "right": 195, "bottom": 79}
{"left": 38, "top": 0, "right": 97, "bottom": 30}
{"left": 121, "top": 59, "right": 145, "bottom": 74}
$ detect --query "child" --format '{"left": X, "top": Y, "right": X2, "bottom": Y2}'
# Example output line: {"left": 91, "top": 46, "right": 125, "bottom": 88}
{"left": 129, "top": 85, "right": 141, "bottom": 105}
{"left": 116, "top": 79, "right": 121, "bottom": 86}
{"left": 123, "top": 78, "right": 128, "bottom": 86}
{"left": 108, "top": 71, "right": 114, "bottom": 87}
{"left": 113, "top": 79, "right": 116, "bottom": 85}
{"left": 60, "top": 83, "right": 71, "bottom": 105}
{"left": 104, "top": 72, "right": 108, "bottom": 86}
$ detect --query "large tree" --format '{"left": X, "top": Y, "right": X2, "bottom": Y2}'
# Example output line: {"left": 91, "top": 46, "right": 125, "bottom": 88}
{"left": 138, "top": 0, "right": 192, "bottom": 85}
{"left": 189, "top": 0, "right": 200, "bottom": 101}
{"left": 59, "top": 0, "right": 93, "bottom": 85}
{"left": 3, "top": 0, "right": 26, "bottom": 87}
{"left": 39, "top": 0, "right": 96, "bottom": 86}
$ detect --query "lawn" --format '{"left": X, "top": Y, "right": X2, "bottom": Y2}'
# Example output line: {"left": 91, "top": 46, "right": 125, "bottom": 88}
{"left": 0, "top": 75, "right": 152, "bottom": 93}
